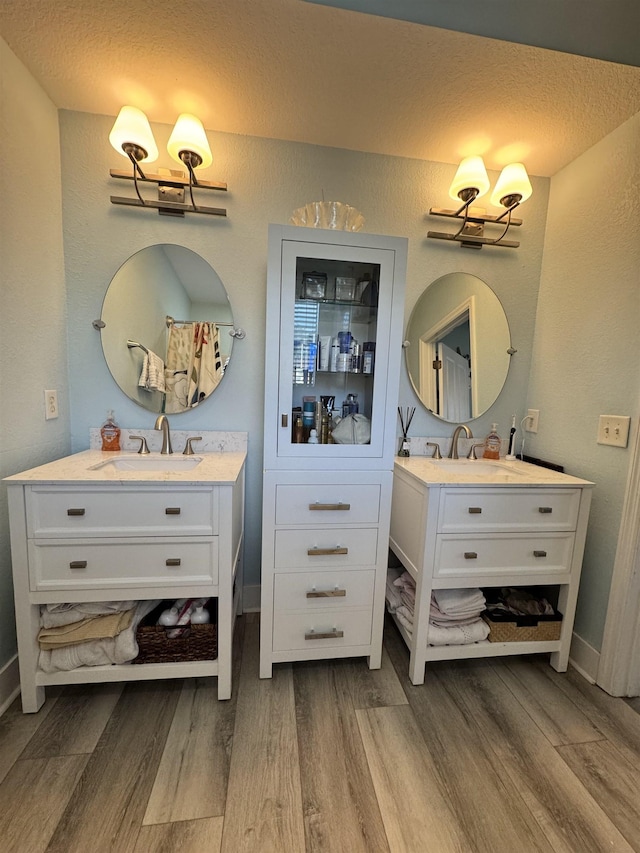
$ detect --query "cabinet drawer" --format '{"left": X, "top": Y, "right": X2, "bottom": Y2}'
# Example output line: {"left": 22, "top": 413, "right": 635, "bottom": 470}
{"left": 434, "top": 533, "right": 574, "bottom": 579}
{"left": 275, "top": 484, "right": 380, "bottom": 525}
{"left": 26, "top": 486, "right": 217, "bottom": 538}
{"left": 274, "top": 569, "right": 376, "bottom": 611}
{"left": 29, "top": 537, "right": 218, "bottom": 591}
{"left": 272, "top": 608, "right": 373, "bottom": 651}
{"left": 274, "top": 528, "right": 378, "bottom": 570}
{"left": 438, "top": 488, "right": 581, "bottom": 533}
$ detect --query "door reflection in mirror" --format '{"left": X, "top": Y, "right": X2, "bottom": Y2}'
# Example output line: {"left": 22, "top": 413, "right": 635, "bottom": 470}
{"left": 405, "top": 272, "right": 511, "bottom": 422}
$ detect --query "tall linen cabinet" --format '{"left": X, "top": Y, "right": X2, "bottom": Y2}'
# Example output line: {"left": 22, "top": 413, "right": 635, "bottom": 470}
{"left": 260, "top": 225, "right": 407, "bottom": 677}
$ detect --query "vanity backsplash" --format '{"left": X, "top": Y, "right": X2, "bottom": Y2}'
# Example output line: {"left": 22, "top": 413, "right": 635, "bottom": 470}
{"left": 89, "top": 429, "right": 248, "bottom": 454}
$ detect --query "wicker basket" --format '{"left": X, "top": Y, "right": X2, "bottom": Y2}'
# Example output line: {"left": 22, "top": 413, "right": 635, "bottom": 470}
{"left": 482, "top": 610, "right": 562, "bottom": 643}
{"left": 134, "top": 601, "right": 217, "bottom": 664}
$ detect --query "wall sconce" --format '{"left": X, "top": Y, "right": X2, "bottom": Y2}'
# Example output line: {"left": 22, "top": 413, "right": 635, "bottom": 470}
{"left": 427, "top": 156, "right": 532, "bottom": 249}
{"left": 109, "top": 106, "right": 227, "bottom": 217}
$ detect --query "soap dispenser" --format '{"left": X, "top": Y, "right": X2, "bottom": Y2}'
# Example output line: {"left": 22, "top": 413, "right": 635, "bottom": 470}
{"left": 100, "top": 410, "right": 121, "bottom": 451}
{"left": 482, "top": 423, "right": 501, "bottom": 460}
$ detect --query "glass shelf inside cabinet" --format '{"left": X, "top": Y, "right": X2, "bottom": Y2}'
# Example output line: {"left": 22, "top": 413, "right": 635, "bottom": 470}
{"left": 291, "top": 258, "right": 380, "bottom": 446}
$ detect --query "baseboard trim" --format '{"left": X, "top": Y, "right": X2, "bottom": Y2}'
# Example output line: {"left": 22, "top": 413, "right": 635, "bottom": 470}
{"left": 0, "top": 655, "right": 21, "bottom": 717}
{"left": 569, "top": 632, "right": 600, "bottom": 684}
{"left": 241, "top": 584, "right": 261, "bottom": 613}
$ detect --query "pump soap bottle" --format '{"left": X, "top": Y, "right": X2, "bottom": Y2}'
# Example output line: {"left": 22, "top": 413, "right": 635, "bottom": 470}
{"left": 100, "top": 410, "right": 121, "bottom": 451}
{"left": 482, "top": 423, "right": 501, "bottom": 460}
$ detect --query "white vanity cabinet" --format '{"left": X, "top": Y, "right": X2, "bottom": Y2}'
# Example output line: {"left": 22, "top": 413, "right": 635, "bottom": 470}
{"left": 390, "top": 458, "right": 593, "bottom": 685}
{"left": 260, "top": 226, "right": 407, "bottom": 678}
{"left": 6, "top": 450, "right": 246, "bottom": 711}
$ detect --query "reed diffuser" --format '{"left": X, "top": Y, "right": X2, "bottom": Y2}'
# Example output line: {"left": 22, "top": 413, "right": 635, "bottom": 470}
{"left": 397, "top": 406, "right": 415, "bottom": 457}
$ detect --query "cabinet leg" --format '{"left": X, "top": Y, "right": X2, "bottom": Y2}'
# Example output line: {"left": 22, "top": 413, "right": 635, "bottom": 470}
{"left": 21, "top": 684, "right": 45, "bottom": 713}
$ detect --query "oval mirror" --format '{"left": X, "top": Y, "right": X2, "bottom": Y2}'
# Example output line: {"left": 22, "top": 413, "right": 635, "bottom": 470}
{"left": 99, "top": 244, "right": 235, "bottom": 414}
{"left": 405, "top": 272, "right": 512, "bottom": 422}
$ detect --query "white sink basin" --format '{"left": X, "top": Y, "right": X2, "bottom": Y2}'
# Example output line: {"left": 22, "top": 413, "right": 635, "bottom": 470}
{"left": 429, "top": 459, "right": 518, "bottom": 476}
{"left": 91, "top": 455, "right": 203, "bottom": 472}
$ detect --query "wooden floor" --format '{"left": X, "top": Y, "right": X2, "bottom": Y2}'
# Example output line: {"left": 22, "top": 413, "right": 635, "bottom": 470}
{"left": 1, "top": 613, "right": 639, "bottom": 853}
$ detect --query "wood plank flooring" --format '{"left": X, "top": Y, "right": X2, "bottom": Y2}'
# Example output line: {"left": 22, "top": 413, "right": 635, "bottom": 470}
{"left": 0, "top": 613, "right": 639, "bottom": 852}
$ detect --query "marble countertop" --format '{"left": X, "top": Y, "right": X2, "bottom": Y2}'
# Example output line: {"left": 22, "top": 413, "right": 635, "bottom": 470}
{"left": 4, "top": 449, "right": 247, "bottom": 486}
{"left": 394, "top": 456, "right": 594, "bottom": 488}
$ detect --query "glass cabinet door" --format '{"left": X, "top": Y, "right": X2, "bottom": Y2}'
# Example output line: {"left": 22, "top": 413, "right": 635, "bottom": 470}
{"left": 276, "top": 239, "right": 397, "bottom": 460}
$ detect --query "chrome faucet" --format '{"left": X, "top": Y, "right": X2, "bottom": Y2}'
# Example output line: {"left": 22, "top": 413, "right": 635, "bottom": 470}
{"left": 154, "top": 414, "right": 173, "bottom": 455}
{"left": 448, "top": 424, "right": 473, "bottom": 459}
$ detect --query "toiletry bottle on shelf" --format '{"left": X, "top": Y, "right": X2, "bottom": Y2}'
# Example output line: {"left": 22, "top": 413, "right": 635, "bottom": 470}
{"left": 482, "top": 423, "right": 501, "bottom": 459}
{"left": 308, "top": 429, "right": 319, "bottom": 444}
{"left": 100, "top": 410, "right": 121, "bottom": 451}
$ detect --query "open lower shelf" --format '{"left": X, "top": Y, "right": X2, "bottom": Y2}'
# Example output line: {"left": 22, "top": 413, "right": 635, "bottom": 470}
{"left": 389, "top": 610, "right": 561, "bottom": 662}
{"left": 36, "top": 658, "right": 219, "bottom": 686}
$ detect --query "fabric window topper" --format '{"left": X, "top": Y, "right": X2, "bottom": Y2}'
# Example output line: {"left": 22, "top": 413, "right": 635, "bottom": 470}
{"left": 331, "top": 413, "right": 371, "bottom": 444}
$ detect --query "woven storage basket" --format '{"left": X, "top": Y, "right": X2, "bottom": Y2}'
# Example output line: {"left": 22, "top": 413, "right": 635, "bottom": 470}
{"left": 482, "top": 610, "right": 562, "bottom": 643}
{"left": 134, "top": 601, "right": 217, "bottom": 664}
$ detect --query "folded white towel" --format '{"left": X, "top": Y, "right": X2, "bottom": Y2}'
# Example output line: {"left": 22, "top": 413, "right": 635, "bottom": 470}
{"left": 433, "top": 587, "right": 485, "bottom": 616}
{"left": 38, "top": 600, "right": 160, "bottom": 672}
{"left": 138, "top": 351, "right": 166, "bottom": 393}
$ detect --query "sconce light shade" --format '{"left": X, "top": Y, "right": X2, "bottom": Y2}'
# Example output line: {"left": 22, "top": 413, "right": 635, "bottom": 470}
{"left": 108, "top": 106, "right": 158, "bottom": 163}
{"left": 449, "top": 156, "right": 490, "bottom": 203}
{"left": 490, "top": 163, "right": 532, "bottom": 208}
{"left": 167, "top": 114, "right": 213, "bottom": 169}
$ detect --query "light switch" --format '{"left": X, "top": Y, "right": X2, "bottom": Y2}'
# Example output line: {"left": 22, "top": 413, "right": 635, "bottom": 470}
{"left": 597, "top": 415, "right": 630, "bottom": 447}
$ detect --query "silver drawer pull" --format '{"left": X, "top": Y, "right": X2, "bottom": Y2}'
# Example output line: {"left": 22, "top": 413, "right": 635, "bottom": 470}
{"left": 533, "top": 550, "right": 548, "bottom": 558}
{"left": 307, "top": 547, "right": 348, "bottom": 556}
{"left": 165, "top": 507, "right": 181, "bottom": 515}
{"left": 309, "top": 502, "right": 351, "bottom": 511}
{"left": 67, "top": 508, "right": 85, "bottom": 516}
{"left": 305, "top": 629, "right": 344, "bottom": 640}
{"left": 468, "top": 507, "right": 482, "bottom": 514}
{"left": 69, "top": 560, "right": 87, "bottom": 569}
{"left": 166, "top": 558, "right": 182, "bottom": 566}
{"left": 306, "top": 589, "right": 347, "bottom": 598}
{"left": 538, "top": 507, "right": 553, "bottom": 514}
{"left": 464, "top": 551, "right": 478, "bottom": 559}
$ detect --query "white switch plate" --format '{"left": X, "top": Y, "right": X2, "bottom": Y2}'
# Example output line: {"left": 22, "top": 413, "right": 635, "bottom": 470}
{"left": 597, "top": 415, "right": 630, "bottom": 447}
{"left": 525, "top": 408, "right": 539, "bottom": 433}
{"left": 44, "top": 389, "right": 59, "bottom": 420}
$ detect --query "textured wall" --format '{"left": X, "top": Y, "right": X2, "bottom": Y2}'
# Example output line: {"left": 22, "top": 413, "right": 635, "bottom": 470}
{"left": 60, "top": 110, "right": 548, "bottom": 588}
{"left": 0, "top": 37, "right": 70, "bottom": 666}
{"left": 526, "top": 112, "right": 640, "bottom": 650}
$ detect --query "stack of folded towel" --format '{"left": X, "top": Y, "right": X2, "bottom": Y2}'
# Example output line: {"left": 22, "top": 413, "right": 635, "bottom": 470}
{"left": 386, "top": 569, "right": 489, "bottom": 646}
{"left": 38, "top": 600, "right": 161, "bottom": 672}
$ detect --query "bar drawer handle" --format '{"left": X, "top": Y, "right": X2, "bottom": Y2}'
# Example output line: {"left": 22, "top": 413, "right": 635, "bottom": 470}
{"left": 306, "top": 589, "right": 347, "bottom": 598}
{"left": 307, "top": 547, "right": 348, "bottom": 556}
{"left": 464, "top": 551, "right": 478, "bottom": 559}
{"left": 468, "top": 507, "right": 482, "bottom": 514}
{"left": 309, "top": 502, "right": 351, "bottom": 511}
{"left": 538, "top": 507, "right": 553, "bottom": 514}
{"left": 533, "top": 550, "right": 548, "bottom": 558}
{"left": 304, "top": 629, "right": 344, "bottom": 641}
{"left": 67, "top": 508, "right": 85, "bottom": 516}
{"left": 69, "top": 560, "right": 87, "bottom": 569}
{"left": 281, "top": 413, "right": 288, "bottom": 428}
{"left": 166, "top": 558, "right": 182, "bottom": 566}
{"left": 165, "top": 507, "right": 181, "bottom": 515}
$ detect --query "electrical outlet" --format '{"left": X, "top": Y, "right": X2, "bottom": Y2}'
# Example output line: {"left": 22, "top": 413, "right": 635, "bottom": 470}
{"left": 525, "top": 408, "right": 539, "bottom": 433}
{"left": 597, "top": 415, "right": 630, "bottom": 447}
{"left": 44, "top": 390, "right": 59, "bottom": 420}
